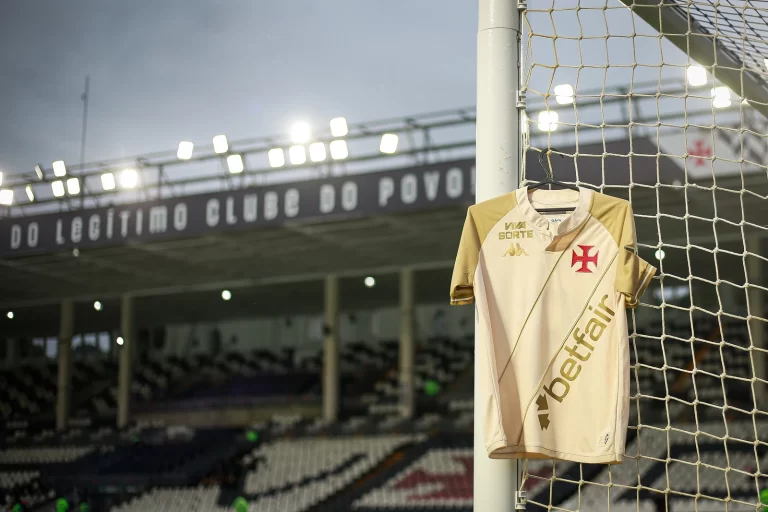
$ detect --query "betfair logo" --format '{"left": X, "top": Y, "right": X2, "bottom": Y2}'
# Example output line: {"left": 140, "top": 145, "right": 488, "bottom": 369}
{"left": 503, "top": 243, "right": 529, "bottom": 257}
{"left": 537, "top": 294, "right": 616, "bottom": 430}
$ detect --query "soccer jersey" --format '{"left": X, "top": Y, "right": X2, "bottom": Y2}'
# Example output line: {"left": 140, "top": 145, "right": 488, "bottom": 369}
{"left": 450, "top": 186, "right": 656, "bottom": 464}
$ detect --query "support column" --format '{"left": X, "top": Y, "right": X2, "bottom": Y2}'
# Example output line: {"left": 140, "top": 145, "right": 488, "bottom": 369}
{"left": 747, "top": 237, "right": 766, "bottom": 411}
{"left": 56, "top": 299, "right": 74, "bottom": 431}
{"left": 117, "top": 294, "right": 135, "bottom": 429}
{"left": 476, "top": 0, "right": 521, "bottom": 509}
{"left": 399, "top": 268, "right": 415, "bottom": 419}
{"left": 323, "top": 275, "right": 340, "bottom": 423}
{"left": 6, "top": 337, "right": 17, "bottom": 366}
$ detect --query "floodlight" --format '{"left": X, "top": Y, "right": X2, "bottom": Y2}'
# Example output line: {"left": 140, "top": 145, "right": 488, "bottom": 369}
{"left": 52, "top": 180, "right": 65, "bottom": 197}
{"left": 101, "top": 173, "right": 116, "bottom": 191}
{"left": 330, "top": 117, "right": 348, "bottom": 137}
{"left": 66, "top": 177, "right": 80, "bottom": 195}
{"left": 655, "top": 249, "right": 666, "bottom": 261}
{"left": 554, "top": 84, "right": 574, "bottom": 105}
{"left": 712, "top": 86, "right": 732, "bottom": 108}
{"left": 0, "top": 171, "right": 3, "bottom": 186}
{"left": 120, "top": 169, "right": 138, "bottom": 188}
{"left": 212, "top": 135, "right": 228, "bottom": 154}
{"left": 537, "top": 111, "right": 559, "bottom": 132}
{"left": 93, "top": 301, "right": 102, "bottom": 311}
{"left": 177, "top": 141, "right": 194, "bottom": 160}
{"left": 6, "top": 311, "right": 13, "bottom": 319}
{"left": 0, "top": 189, "right": 12, "bottom": 206}
{"left": 25, "top": 185, "right": 34, "bottom": 202}
{"left": 289, "top": 145, "right": 307, "bottom": 165}
{"left": 52, "top": 160, "right": 67, "bottom": 177}
{"left": 329, "top": 140, "right": 348, "bottom": 160}
{"left": 309, "top": 142, "right": 326, "bottom": 162}
{"left": 221, "top": 290, "right": 232, "bottom": 301}
{"left": 116, "top": 336, "right": 124, "bottom": 345}
{"left": 291, "top": 122, "right": 311, "bottom": 144}
{"left": 34, "top": 164, "right": 44, "bottom": 180}
{"left": 268, "top": 148, "right": 285, "bottom": 168}
{"left": 364, "top": 276, "right": 376, "bottom": 288}
{"left": 227, "top": 154, "right": 244, "bottom": 174}
{"left": 380, "top": 134, "right": 398, "bottom": 154}
{"left": 687, "top": 65, "right": 707, "bottom": 86}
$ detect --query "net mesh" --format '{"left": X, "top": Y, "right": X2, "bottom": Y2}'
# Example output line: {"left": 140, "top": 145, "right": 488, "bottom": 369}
{"left": 519, "top": 0, "right": 768, "bottom": 510}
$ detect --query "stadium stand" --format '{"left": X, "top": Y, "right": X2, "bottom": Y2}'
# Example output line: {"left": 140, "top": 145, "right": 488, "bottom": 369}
{"left": 0, "top": 318, "right": 763, "bottom": 512}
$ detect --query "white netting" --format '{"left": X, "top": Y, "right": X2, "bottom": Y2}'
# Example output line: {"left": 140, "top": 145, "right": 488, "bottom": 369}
{"left": 520, "top": 0, "right": 768, "bottom": 510}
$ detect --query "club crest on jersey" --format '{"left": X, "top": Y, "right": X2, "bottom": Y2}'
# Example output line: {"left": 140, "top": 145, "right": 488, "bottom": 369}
{"left": 571, "top": 245, "right": 598, "bottom": 273}
{"left": 503, "top": 243, "right": 529, "bottom": 257}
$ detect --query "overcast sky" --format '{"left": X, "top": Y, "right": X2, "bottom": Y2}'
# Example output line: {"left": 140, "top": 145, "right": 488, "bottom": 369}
{"left": 0, "top": 1, "right": 477, "bottom": 178}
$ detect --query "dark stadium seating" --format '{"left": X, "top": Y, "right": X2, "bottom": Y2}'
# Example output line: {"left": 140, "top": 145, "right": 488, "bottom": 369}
{"left": 1, "top": 324, "right": 762, "bottom": 512}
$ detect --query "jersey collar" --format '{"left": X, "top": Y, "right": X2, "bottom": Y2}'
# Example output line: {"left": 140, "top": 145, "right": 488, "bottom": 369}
{"left": 515, "top": 186, "right": 593, "bottom": 237}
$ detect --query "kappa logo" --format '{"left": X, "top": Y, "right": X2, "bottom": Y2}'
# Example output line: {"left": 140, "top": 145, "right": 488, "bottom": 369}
{"left": 571, "top": 245, "right": 598, "bottom": 273}
{"left": 503, "top": 243, "right": 529, "bottom": 257}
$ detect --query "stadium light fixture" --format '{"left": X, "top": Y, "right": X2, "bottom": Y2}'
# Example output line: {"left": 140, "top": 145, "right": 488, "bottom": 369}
{"left": 226, "top": 154, "right": 244, "bottom": 174}
{"left": 116, "top": 336, "right": 124, "bottom": 345}
{"left": 364, "top": 276, "right": 376, "bottom": 288}
{"left": 120, "top": 168, "right": 138, "bottom": 189}
{"left": 212, "top": 135, "right": 229, "bottom": 154}
{"left": 0, "top": 189, "right": 13, "bottom": 206}
{"left": 655, "top": 248, "right": 666, "bottom": 261}
{"left": 52, "top": 160, "right": 67, "bottom": 177}
{"left": 686, "top": 65, "right": 707, "bottom": 86}
{"left": 290, "top": 122, "right": 311, "bottom": 144}
{"left": 268, "top": 148, "right": 285, "bottom": 168}
{"left": 6, "top": 311, "right": 13, "bottom": 319}
{"left": 554, "top": 84, "right": 574, "bottom": 105}
{"left": 221, "top": 290, "right": 232, "bottom": 301}
{"left": 177, "top": 141, "right": 194, "bottom": 160}
{"left": 34, "top": 164, "right": 44, "bottom": 181}
{"left": 380, "top": 134, "right": 398, "bottom": 154}
{"left": 330, "top": 117, "right": 348, "bottom": 137}
{"left": 309, "top": 142, "right": 326, "bottom": 162}
{"left": 537, "top": 111, "right": 559, "bottom": 132}
{"left": 25, "top": 185, "right": 34, "bottom": 202}
{"left": 51, "top": 180, "right": 65, "bottom": 198}
{"left": 66, "top": 177, "right": 80, "bottom": 195}
{"left": 101, "top": 173, "right": 116, "bottom": 191}
{"left": 712, "top": 86, "right": 731, "bottom": 108}
{"left": 93, "top": 300, "right": 102, "bottom": 311}
{"left": 289, "top": 145, "right": 307, "bottom": 165}
{"left": 329, "top": 140, "right": 348, "bottom": 160}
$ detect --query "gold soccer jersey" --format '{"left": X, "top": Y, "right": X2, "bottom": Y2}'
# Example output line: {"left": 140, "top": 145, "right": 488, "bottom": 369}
{"left": 450, "top": 187, "right": 656, "bottom": 464}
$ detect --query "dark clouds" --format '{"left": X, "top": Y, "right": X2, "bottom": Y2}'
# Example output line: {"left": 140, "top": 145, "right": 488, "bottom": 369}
{"left": 0, "top": 1, "right": 476, "bottom": 176}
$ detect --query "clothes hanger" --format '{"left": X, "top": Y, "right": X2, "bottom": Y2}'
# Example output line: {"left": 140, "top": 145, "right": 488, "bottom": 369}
{"left": 527, "top": 148, "right": 578, "bottom": 213}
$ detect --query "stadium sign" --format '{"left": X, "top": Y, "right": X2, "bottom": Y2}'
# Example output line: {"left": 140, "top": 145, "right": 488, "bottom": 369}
{"left": 0, "top": 159, "right": 475, "bottom": 257}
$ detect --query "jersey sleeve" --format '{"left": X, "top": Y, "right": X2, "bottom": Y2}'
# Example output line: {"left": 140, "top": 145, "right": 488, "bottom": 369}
{"left": 615, "top": 203, "right": 657, "bottom": 308}
{"left": 450, "top": 208, "right": 481, "bottom": 306}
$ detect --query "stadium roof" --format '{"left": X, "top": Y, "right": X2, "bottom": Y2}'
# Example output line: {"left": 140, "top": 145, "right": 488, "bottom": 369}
{"left": 622, "top": 0, "right": 768, "bottom": 118}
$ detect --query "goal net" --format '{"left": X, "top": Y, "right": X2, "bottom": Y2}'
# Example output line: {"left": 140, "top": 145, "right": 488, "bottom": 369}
{"left": 519, "top": 0, "right": 768, "bottom": 510}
